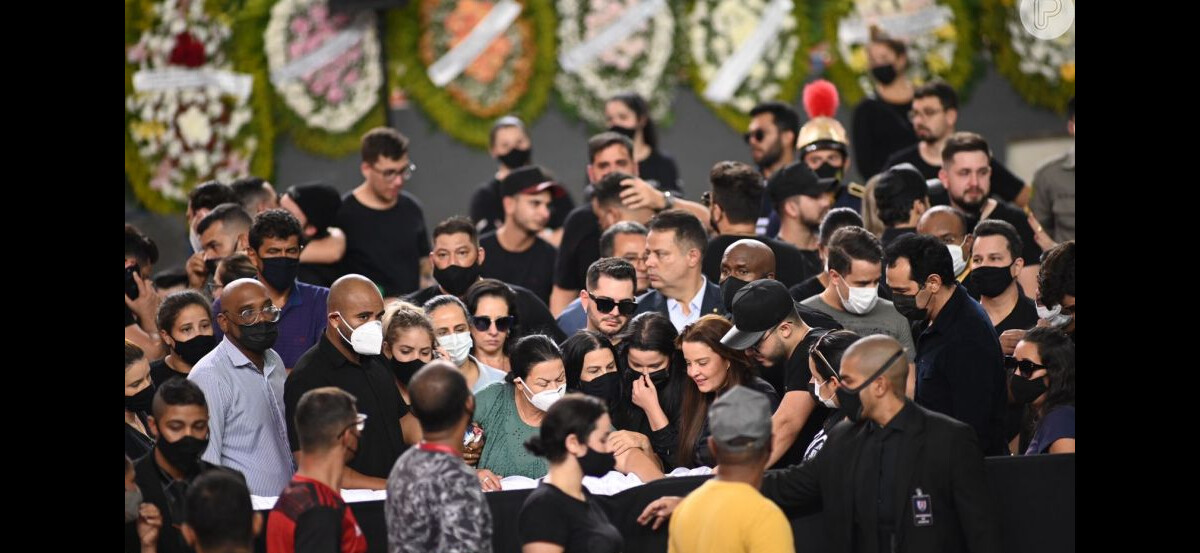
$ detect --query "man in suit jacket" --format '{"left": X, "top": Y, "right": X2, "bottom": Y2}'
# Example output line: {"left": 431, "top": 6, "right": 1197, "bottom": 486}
{"left": 634, "top": 209, "right": 724, "bottom": 331}
{"left": 639, "top": 334, "right": 1000, "bottom": 553}
{"left": 760, "top": 334, "right": 1001, "bottom": 553}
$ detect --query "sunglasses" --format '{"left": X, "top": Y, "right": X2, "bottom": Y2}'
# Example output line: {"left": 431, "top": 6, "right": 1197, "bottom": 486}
{"left": 471, "top": 315, "right": 516, "bottom": 333}
{"left": 808, "top": 331, "right": 838, "bottom": 380}
{"left": 743, "top": 129, "right": 767, "bottom": 144}
{"left": 586, "top": 291, "right": 638, "bottom": 316}
{"left": 1004, "top": 356, "right": 1046, "bottom": 377}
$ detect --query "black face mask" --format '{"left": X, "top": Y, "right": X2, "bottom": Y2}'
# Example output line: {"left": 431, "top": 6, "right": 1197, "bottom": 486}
{"left": 260, "top": 257, "right": 299, "bottom": 292}
{"left": 204, "top": 258, "right": 220, "bottom": 280}
{"left": 157, "top": 434, "right": 209, "bottom": 476}
{"left": 835, "top": 349, "right": 904, "bottom": 423}
{"left": 892, "top": 290, "right": 929, "bottom": 321}
{"left": 125, "top": 384, "right": 155, "bottom": 413}
{"left": 608, "top": 125, "right": 637, "bottom": 140}
{"left": 498, "top": 147, "right": 532, "bottom": 169}
{"left": 576, "top": 443, "right": 617, "bottom": 477}
{"left": 390, "top": 358, "right": 425, "bottom": 386}
{"left": 173, "top": 334, "right": 217, "bottom": 367}
{"left": 871, "top": 64, "right": 898, "bottom": 85}
{"left": 580, "top": 371, "right": 621, "bottom": 403}
{"left": 814, "top": 162, "right": 843, "bottom": 183}
{"left": 234, "top": 321, "right": 279, "bottom": 353}
{"left": 625, "top": 366, "right": 671, "bottom": 388}
{"left": 970, "top": 265, "right": 1015, "bottom": 298}
{"left": 720, "top": 277, "right": 750, "bottom": 313}
{"left": 1010, "top": 372, "right": 1048, "bottom": 404}
{"left": 434, "top": 263, "right": 482, "bottom": 297}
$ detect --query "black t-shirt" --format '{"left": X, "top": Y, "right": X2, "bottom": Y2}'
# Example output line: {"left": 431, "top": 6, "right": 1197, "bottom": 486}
{"left": 479, "top": 232, "right": 558, "bottom": 304}
{"left": 703, "top": 234, "right": 815, "bottom": 288}
{"left": 852, "top": 97, "right": 916, "bottom": 179}
{"left": 789, "top": 275, "right": 825, "bottom": 303}
{"left": 965, "top": 282, "right": 1040, "bottom": 334}
{"left": 966, "top": 201, "right": 1043, "bottom": 266}
{"left": 334, "top": 191, "right": 430, "bottom": 297}
{"left": 767, "top": 328, "right": 835, "bottom": 469}
{"left": 797, "top": 249, "right": 823, "bottom": 280}
{"left": 553, "top": 205, "right": 602, "bottom": 292}
{"left": 638, "top": 149, "right": 683, "bottom": 194}
{"left": 470, "top": 178, "right": 577, "bottom": 236}
{"left": 296, "top": 262, "right": 342, "bottom": 289}
{"left": 149, "top": 359, "right": 188, "bottom": 388}
{"left": 883, "top": 144, "right": 1025, "bottom": 203}
{"left": 881, "top": 226, "right": 917, "bottom": 248}
{"left": 518, "top": 483, "right": 623, "bottom": 553}
{"left": 285, "top": 336, "right": 410, "bottom": 478}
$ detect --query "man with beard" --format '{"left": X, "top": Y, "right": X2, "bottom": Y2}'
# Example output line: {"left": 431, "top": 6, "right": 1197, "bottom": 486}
{"left": 555, "top": 221, "right": 649, "bottom": 338}
{"left": 747, "top": 101, "right": 800, "bottom": 237}
{"left": 767, "top": 162, "right": 836, "bottom": 279}
{"left": 883, "top": 81, "right": 1029, "bottom": 207}
{"left": 938, "top": 133, "right": 1042, "bottom": 296}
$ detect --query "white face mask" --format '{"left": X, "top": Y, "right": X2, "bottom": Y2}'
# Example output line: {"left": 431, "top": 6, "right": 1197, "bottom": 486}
{"left": 811, "top": 379, "right": 838, "bottom": 409}
{"left": 835, "top": 275, "right": 880, "bottom": 315}
{"left": 1036, "top": 304, "right": 1073, "bottom": 329}
{"left": 335, "top": 313, "right": 383, "bottom": 355}
{"left": 519, "top": 379, "right": 565, "bottom": 412}
{"left": 438, "top": 332, "right": 474, "bottom": 366}
{"left": 947, "top": 244, "right": 966, "bottom": 277}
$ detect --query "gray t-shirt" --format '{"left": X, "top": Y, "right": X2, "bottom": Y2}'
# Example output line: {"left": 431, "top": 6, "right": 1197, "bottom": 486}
{"left": 800, "top": 295, "right": 917, "bottom": 361}
{"left": 386, "top": 448, "right": 493, "bottom": 553}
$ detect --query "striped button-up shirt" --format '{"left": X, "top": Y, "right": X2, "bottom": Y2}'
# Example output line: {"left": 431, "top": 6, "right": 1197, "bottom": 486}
{"left": 188, "top": 336, "right": 294, "bottom": 496}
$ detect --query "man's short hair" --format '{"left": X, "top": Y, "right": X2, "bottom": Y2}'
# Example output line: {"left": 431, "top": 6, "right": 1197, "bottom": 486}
{"left": 884, "top": 233, "right": 955, "bottom": 286}
{"left": 433, "top": 216, "right": 479, "bottom": 247}
{"left": 409, "top": 361, "right": 472, "bottom": 433}
{"left": 184, "top": 470, "right": 254, "bottom": 551}
{"left": 709, "top": 161, "right": 764, "bottom": 225}
{"left": 827, "top": 226, "right": 884, "bottom": 275}
{"left": 152, "top": 378, "right": 208, "bottom": 420}
{"left": 586, "top": 257, "right": 637, "bottom": 291}
{"left": 973, "top": 219, "right": 1022, "bottom": 261}
{"left": 248, "top": 209, "right": 303, "bottom": 250}
{"left": 648, "top": 210, "right": 707, "bottom": 256}
{"left": 197, "top": 203, "right": 252, "bottom": 236}
{"left": 587, "top": 132, "right": 634, "bottom": 164}
{"left": 749, "top": 102, "right": 800, "bottom": 136}
{"left": 295, "top": 387, "right": 359, "bottom": 453}
{"left": 361, "top": 127, "right": 409, "bottom": 163}
{"left": 599, "top": 221, "right": 648, "bottom": 258}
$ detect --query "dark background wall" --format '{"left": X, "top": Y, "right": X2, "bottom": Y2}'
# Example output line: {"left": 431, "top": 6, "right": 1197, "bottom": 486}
{"left": 126, "top": 64, "right": 1068, "bottom": 273}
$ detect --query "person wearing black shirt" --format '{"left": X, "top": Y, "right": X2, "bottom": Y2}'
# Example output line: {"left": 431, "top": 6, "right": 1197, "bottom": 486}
{"left": 721, "top": 280, "right": 835, "bottom": 469}
{"left": 334, "top": 127, "right": 430, "bottom": 297}
{"left": 469, "top": 116, "right": 575, "bottom": 240}
{"left": 279, "top": 183, "right": 346, "bottom": 288}
{"left": 968, "top": 220, "right": 1039, "bottom": 338}
{"left": 519, "top": 396, "right": 624, "bottom": 553}
{"left": 286, "top": 275, "right": 413, "bottom": 489}
{"left": 759, "top": 335, "right": 1002, "bottom": 553}
{"left": 126, "top": 379, "right": 229, "bottom": 553}
{"left": 767, "top": 162, "right": 836, "bottom": 276}
{"left": 851, "top": 29, "right": 917, "bottom": 180}
{"left": 479, "top": 166, "right": 566, "bottom": 304}
{"left": 150, "top": 290, "right": 217, "bottom": 386}
{"left": 604, "top": 92, "right": 683, "bottom": 194}
{"left": 871, "top": 163, "right": 929, "bottom": 249}
{"left": 939, "top": 132, "right": 1043, "bottom": 295}
{"left": 885, "top": 234, "right": 1008, "bottom": 456}
{"left": 882, "top": 80, "right": 1029, "bottom": 207}
{"left": 703, "top": 161, "right": 813, "bottom": 288}
{"left": 405, "top": 216, "right": 566, "bottom": 344}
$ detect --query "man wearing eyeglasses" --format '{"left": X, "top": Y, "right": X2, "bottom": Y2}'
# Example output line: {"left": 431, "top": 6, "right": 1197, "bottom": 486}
{"left": 335, "top": 127, "right": 431, "bottom": 298}
{"left": 287, "top": 274, "right": 414, "bottom": 490}
{"left": 188, "top": 278, "right": 294, "bottom": 496}
{"left": 881, "top": 80, "right": 1029, "bottom": 208}
{"left": 580, "top": 257, "right": 638, "bottom": 343}
{"left": 268, "top": 387, "right": 369, "bottom": 553}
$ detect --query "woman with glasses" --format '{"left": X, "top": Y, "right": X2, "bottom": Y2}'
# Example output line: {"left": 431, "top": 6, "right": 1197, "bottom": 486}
{"left": 801, "top": 330, "right": 862, "bottom": 462}
{"left": 465, "top": 279, "right": 519, "bottom": 374}
{"left": 1010, "top": 327, "right": 1075, "bottom": 455}
{"left": 423, "top": 294, "right": 507, "bottom": 394}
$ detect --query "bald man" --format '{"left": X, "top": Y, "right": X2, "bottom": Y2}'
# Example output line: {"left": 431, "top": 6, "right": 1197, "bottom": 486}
{"left": 286, "top": 274, "right": 414, "bottom": 490}
{"left": 756, "top": 334, "right": 1001, "bottom": 553}
{"left": 188, "top": 278, "right": 295, "bottom": 496}
{"left": 918, "top": 206, "right": 971, "bottom": 281}
{"left": 719, "top": 239, "right": 842, "bottom": 341}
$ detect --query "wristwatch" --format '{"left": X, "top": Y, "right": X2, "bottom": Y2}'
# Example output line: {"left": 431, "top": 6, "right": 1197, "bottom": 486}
{"left": 660, "top": 190, "right": 675, "bottom": 211}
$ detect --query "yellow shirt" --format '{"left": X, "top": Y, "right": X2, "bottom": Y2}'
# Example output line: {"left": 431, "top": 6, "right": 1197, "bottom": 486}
{"left": 668, "top": 479, "right": 794, "bottom": 553}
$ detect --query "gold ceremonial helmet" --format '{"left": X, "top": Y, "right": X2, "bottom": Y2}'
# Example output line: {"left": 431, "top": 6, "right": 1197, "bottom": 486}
{"left": 796, "top": 117, "right": 849, "bottom": 157}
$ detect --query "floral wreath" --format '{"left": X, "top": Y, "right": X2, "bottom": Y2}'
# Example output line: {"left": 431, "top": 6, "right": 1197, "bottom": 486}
{"left": 385, "top": 0, "right": 557, "bottom": 149}
{"left": 982, "top": 0, "right": 1074, "bottom": 113}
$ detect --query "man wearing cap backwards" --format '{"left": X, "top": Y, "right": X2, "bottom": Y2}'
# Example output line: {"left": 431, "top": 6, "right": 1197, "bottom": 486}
{"left": 641, "top": 336, "right": 1001, "bottom": 553}
{"left": 767, "top": 161, "right": 837, "bottom": 277}
{"left": 650, "top": 386, "right": 794, "bottom": 553}
{"left": 721, "top": 280, "right": 835, "bottom": 468}
{"left": 797, "top": 79, "right": 866, "bottom": 213}
{"left": 479, "top": 165, "right": 566, "bottom": 304}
